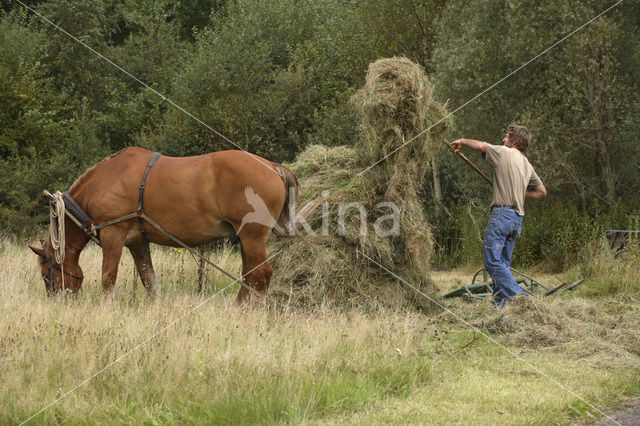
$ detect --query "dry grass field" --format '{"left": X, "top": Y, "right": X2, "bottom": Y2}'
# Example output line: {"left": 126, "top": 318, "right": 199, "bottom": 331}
{"left": 1, "top": 237, "right": 639, "bottom": 425}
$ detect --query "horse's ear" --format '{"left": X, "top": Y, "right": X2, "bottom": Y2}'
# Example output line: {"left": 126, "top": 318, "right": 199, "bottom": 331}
{"left": 29, "top": 245, "right": 45, "bottom": 258}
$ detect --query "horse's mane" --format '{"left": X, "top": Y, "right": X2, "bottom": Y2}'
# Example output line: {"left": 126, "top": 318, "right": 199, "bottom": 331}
{"left": 68, "top": 148, "right": 129, "bottom": 194}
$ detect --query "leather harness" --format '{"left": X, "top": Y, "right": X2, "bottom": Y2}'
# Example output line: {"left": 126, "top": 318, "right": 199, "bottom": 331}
{"left": 42, "top": 152, "right": 264, "bottom": 299}
{"left": 137, "top": 152, "right": 161, "bottom": 252}
{"left": 41, "top": 245, "right": 84, "bottom": 294}
{"left": 44, "top": 152, "right": 161, "bottom": 293}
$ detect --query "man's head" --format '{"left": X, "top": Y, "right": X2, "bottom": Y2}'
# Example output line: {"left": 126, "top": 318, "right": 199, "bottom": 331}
{"left": 502, "top": 125, "right": 531, "bottom": 153}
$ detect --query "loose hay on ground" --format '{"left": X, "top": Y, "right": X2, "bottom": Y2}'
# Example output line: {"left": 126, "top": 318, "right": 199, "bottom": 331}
{"left": 439, "top": 296, "right": 640, "bottom": 369}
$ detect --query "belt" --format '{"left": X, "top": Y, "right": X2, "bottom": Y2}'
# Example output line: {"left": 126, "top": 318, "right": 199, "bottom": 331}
{"left": 491, "top": 205, "right": 515, "bottom": 210}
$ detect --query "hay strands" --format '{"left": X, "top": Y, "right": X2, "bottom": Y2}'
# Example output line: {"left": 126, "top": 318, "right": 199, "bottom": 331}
{"left": 443, "top": 138, "right": 493, "bottom": 186}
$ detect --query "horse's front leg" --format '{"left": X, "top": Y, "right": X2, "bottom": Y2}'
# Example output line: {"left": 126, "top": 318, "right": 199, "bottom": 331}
{"left": 100, "top": 228, "right": 126, "bottom": 302}
{"left": 236, "top": 225, "right": 272, "bottom": 305}
{"left": 128, "top": 243, "right": 158, "bottom": 300}
{"left": 236, "top": 242, "right": 250, "bottom": 304}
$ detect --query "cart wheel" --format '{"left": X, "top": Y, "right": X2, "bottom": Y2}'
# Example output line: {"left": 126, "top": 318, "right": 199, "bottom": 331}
{"left": 470, "top": 268, "right": 487, "bottom": 285}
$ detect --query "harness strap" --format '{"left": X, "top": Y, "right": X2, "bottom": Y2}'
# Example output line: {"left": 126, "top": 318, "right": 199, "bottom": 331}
{"left": 41, "top": 256, "right": 84, "bottom": 280}
{"left": 137, "top": 152, "right": 161, "bottom": 252}
{"left": 62, "top": 192, "right": 101, "bottom": 245}
{"left": 42, "top": 246, "right": 83, "bottom": 294}
{"left": 93, "top": 213, "right": 140, "bottom": 231}
{"left": 44, "top": 245, "right": 54, "bottom": 293}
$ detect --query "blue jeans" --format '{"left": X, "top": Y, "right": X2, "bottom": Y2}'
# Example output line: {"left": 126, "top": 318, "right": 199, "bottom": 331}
{"left": 483, "top": 207, "right": 523, "bottom": 307}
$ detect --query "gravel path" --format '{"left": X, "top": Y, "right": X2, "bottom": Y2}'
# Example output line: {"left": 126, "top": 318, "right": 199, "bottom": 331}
{"left": 592, "top": 398, "right": 640, "bottom": 426}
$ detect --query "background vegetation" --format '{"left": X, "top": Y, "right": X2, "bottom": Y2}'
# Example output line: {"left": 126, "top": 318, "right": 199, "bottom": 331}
{"left": 1, "top": 0, "right": 639, "bottom": 269}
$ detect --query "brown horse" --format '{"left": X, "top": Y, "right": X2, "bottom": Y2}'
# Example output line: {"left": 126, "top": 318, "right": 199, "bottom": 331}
{"left": 29, "top": 147, "right": 298, "bottom": 302}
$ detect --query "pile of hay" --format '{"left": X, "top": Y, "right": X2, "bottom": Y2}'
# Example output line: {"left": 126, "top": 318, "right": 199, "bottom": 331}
{"left": 270, "top": 57, "right": 451, "bottom": 312}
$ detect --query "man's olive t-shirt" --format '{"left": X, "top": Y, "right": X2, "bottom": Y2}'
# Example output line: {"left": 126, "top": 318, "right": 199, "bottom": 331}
{"left": 483, "top": 144, "right": 542, "bottom": 216}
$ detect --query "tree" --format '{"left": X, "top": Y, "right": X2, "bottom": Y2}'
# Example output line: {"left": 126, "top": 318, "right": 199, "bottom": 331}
{"left": 0, "top": 11, "right": 97, "bottom": 232}
{"left": 431, "top": 0, "right": 640, "bottom": 206}
{"left": 147, "top": 0, "right": 354, "bottom": 160}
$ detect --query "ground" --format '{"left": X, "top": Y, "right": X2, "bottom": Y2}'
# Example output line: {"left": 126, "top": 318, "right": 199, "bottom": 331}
{"left": 1, "top": 240, "right": 638, "bottom": 425}
{"left": 593, "top": 398, "right": 640, "bottom": 426}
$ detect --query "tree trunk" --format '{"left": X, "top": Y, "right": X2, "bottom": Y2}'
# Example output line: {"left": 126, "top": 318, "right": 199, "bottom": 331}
{"left": 432, "top": 157, "right": 442, "bottom": 211}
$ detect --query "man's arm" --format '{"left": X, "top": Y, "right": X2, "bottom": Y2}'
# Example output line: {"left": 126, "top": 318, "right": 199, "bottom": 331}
{"left": 525, "top": 184, "right": 547, "bottom": 200}
{"left": 449, "top": 138, "right": 486, "bottom": 153}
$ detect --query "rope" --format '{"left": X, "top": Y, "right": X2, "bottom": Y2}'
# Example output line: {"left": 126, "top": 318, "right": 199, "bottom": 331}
{"left": 48, "top": 191, "right": 66, "bottom": 264}
{"left": 48, "top": 191, "right": 66, "bottom": 290}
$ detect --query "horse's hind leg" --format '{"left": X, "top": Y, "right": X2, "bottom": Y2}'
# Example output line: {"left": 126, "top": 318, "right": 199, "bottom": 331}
{"left": 236, "top": 225, "right": 273, "bottom": 304}
{"left": 128, "top": 243, "right": 158, "bottom": 300}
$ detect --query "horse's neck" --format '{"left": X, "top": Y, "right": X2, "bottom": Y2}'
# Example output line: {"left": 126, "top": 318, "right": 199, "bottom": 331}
{"left": 63, "top": 215, "right": 89, "bottom": 256}
{"left": 68, "top": 168, "right": 100, "bottom": 225}
{"left": 68, "top": 174, "right": 94, "bottom": 210}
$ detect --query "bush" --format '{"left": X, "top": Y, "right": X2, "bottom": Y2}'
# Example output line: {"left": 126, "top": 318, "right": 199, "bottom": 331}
{"left": 429, "top": 201, "right": 639, "bottom": 271}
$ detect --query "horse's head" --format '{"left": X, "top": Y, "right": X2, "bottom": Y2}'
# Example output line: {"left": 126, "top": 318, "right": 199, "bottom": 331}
{"left": 29, "top": 239, "right": 84, "bottom": 296}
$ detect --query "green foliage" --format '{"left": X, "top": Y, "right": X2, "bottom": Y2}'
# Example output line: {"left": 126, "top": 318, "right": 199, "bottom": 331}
{"left": 142, "top": 0, "right": 450, "bottom": 160}
{"left": 146, "top": 0, "right": 371, "bottom": 160}
{"left": 429, "top": 200, "right": 638, "bottom": 272}
{"left": 578, "top": 236, "right": 640, "bottom": 297}
{"left": 144, "top": 0, "right": 319, "bottom": 158}
{"left": 0, "top": 0, "right": 639, "bottom": 272}
{"left": 0, "top": 2, "right": 191, "bottom": 234}
{"left": 0, "top": 11, "right": 97, "bottom": 230}
{"left": 428, "top": 204, "right": 486, "bottom": 267}
{"left": 432, "top": 0, "right": 640, "bottom": 204}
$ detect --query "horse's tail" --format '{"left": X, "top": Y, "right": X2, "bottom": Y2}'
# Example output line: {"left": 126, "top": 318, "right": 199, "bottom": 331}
{"left": 272, "top": 163, "right": 299, "bottom": 236}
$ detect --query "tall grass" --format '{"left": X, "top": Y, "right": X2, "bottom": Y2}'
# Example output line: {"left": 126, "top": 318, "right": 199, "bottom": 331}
{"left": 1, "top": 240, "right": 639, "bottom": 424}
{"left": 578, "top": 236, "right": 640, "bottom": 297}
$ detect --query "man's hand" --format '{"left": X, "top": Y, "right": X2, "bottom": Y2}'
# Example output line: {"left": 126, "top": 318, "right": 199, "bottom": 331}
{"left": 449, "top": 138, "right": 486, "bottom": 153}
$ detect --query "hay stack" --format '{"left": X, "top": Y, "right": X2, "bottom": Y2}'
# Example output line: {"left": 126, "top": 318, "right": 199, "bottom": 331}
{"left": 270, "top": 57, "right": 451, "bottom": 311}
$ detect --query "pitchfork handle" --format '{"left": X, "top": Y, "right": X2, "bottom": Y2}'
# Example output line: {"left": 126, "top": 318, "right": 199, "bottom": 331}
{"left": 443, "top": 139, "right": 493, "bottom": 187}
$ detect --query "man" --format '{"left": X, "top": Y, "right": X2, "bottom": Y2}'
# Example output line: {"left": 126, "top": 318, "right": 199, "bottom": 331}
{"left": 450, "top": 125, "right": 546, "bottom": 307}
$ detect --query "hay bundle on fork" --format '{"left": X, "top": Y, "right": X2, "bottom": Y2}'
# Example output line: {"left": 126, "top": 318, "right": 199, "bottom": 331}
{"left": 271, "top": 57, "right": 451, "bottom": 312}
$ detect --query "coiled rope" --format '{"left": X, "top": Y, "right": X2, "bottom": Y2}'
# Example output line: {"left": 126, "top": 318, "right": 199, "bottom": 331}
{"left": 48, "top": 191, "right": 66, "bottom": 290}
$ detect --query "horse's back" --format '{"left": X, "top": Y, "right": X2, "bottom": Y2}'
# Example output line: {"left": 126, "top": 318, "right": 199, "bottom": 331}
{"left": 79, "top": 148, "right": 287, "bottom": 244}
